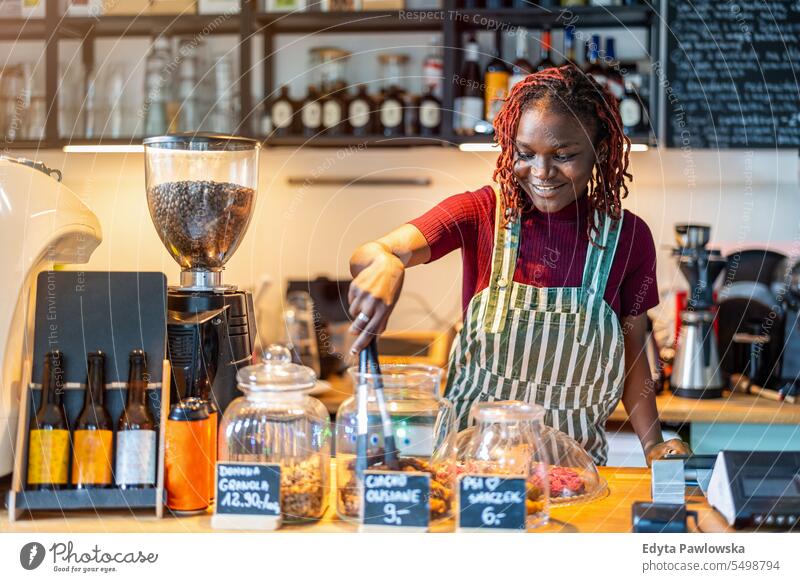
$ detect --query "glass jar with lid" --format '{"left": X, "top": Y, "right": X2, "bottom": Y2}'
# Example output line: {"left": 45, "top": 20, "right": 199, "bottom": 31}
{"left": 218, "top": 345, "right": 331, "bottom": 522}
{"left": 335, "top": 364, "right": 456, "bottom": 524}
{"left": 309, "top": 47, "right": 351, "bottom": 95}
{"left": 457, "top": 401, "right": 550, "bottom": 528}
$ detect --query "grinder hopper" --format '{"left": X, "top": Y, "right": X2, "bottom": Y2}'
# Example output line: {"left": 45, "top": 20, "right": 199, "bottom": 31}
{"left": 144, "top": 134, "right": 260, "bottom": 290}
{"left": 144, "top": 134, "right": 260, "bottom": 413}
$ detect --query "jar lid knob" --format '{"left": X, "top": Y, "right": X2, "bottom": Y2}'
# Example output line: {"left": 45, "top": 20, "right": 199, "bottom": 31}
{"left": 263, "top": 344, "right": 292, "bottom": 364}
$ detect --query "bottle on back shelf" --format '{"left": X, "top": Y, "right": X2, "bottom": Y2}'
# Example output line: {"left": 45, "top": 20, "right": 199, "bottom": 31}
{"left": 423, "top": 38, "right": 444, "bottom": 100}
{"left": 454, "top": 35, "right": 483, "bottom": 136}
{"left": 116, "top": 350, "right": 156, "bottom": 490}
{"left": 536, "top": 29, "right": 556, "bottom": 71}
{"left": 27, "top": 351, "right": 69, "bottom": 490}
{"left": 620, "top": 76, "right": 649, "bottom": 137}
{"left": 417, "top": 83, "right": 442, "bottom": 136}
{"left": 301, "top": 85, "right": 322, "bottom": 138}
{"left": 268, "top": 86, "right": 296, "bottom": 137}
{"left": 346, "top": 85, "right": 373, "bottom": 136}
{"left": 484, "top": 45, "right": 510, "bottom": 125}
{"left": 318, "top": 48, "right": 351, "bottom": 137}
{"left": 347, "top": 85, "right": 375, "bottom": 136}
{"left": 604, "top": 37, "right": 625, "bottom": 100}
{"left": 72, "top": 351, "right": 113, "bottom": 489}
{"left": 377, "top": 54, "right": 409, "bottom": 138}
{"left": 585, "top": 34, "right": 607, "bottom": 87}
{"left": 564, "top": 26, "right": 577, "bottom": 65}
{"left": 509, "top": 29, "right": 533, "bottom": 91}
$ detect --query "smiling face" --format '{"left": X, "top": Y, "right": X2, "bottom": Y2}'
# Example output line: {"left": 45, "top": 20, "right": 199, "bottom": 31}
{"left": 512, "top": 103, "right": 604, "bottom": 214}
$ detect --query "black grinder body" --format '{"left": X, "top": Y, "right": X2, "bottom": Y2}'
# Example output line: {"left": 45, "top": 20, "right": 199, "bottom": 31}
{"left": 167, "top": 288, "right": 257, "bottom": 413}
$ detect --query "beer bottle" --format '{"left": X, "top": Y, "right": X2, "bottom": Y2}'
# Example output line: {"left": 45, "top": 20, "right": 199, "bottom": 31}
{"left": 27, "top": 351, "right": 70, "bottom": 490}
{"left": 72, "top": 351, "right": 113, "bottom": 488}
{"left": 115, "top": 350, "right": 156, "bottom": 489}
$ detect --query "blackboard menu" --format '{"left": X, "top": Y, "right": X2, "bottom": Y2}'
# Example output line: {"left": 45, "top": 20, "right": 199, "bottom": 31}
{"left": 665, "top": 0, "right": 800, "bottom": 149}
{"left": 215, "top": 462, "right": 281, "bottom": 517}
{"left": 457, "top": 475, "right": 528, "bottom": 532}
{"left": 361, "top": 470, "right": 430, "bottom": 530}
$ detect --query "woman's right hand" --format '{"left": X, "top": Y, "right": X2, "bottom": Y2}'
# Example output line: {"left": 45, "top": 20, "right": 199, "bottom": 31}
{"left": 348, "top": 242, "right": 406, "bottom": 354}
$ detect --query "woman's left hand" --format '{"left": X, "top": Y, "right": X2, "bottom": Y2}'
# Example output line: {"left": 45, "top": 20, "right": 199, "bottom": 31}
{"left": 644, "top": 438, "right": 692, "bottom": 467}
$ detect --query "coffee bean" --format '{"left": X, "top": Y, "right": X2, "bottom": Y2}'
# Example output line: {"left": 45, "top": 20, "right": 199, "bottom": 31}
{"left": 147, "top": 180, "right": 255, "bottom": 269}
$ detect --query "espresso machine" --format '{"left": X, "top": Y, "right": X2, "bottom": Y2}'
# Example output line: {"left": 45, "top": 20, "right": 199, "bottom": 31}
{"left": 774, "top": 258, "right": 800, "bottom": 398}
{"left": 671, "top": 224, "right": 728, "bottom": 399}
{"left": 0, "top": 157, "right": 102, "bottom": 476}
{"left": 144, "top": 134, "right": 259, "bottom": 413}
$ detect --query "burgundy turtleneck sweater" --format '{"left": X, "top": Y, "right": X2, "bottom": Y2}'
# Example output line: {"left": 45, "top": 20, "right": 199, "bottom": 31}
{"left": 408, "top": 185, "right": 659, "bottom": 320}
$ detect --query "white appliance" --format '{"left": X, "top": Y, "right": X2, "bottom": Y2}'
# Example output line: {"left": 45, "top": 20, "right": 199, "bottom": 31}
{"left": 0, "top": 157, "right": 101, "bottom": 477}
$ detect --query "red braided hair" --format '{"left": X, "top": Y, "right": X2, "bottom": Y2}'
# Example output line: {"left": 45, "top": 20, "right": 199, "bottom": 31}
{"left": 492, "top": 63, "right": 632, "bottom": 246}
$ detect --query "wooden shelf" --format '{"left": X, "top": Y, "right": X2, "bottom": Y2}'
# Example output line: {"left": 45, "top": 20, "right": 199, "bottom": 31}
{"left": 258, "top": 10, "right": 444, "bottom": 33}
{"left": 58, "top": 14, "right": 241, "bottom": 38}
{"left": 264, "top": 134, "right": 449, "bottom": 148}
{"left": 456, "top": 6, "right": 655, "bottom": 30}
{"left": 0, "top": 18, "right": 47, "bottom": 41}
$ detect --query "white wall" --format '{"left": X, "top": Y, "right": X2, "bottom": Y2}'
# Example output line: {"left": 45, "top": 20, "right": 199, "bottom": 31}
{"left": 14, "top": 146, "right": 800, "bottom": 344}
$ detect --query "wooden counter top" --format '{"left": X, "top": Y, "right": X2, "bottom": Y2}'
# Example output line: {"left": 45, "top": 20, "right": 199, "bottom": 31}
{"left": 1, "top": 466, "right": 730, "bottom": 534}
{"left": 320, "top": 375, "right": 800, "bottom": 425}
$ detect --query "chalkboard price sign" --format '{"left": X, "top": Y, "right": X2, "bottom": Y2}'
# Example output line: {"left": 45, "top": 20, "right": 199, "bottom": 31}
{"left": 457, "top": 474, "right": 528, "bottom": 532}
{"left": 211, "top": 462, "right": 281, "bottom": 530}
{"left": 361, "top": 470, "right": 431, "bottom": 531}
{"left": 665, "top": 0, "right": 800, "bottom": 149}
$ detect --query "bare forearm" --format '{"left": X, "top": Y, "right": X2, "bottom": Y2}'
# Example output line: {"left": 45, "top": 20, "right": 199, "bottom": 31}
{"left": 621, "top": 314, "right": 663, "bottom": 451}
{"left": 350, "top": 224, "right": 431, "bottom": 278}
{"left": 622, "top": 363, "right": 663, "bottom": 452}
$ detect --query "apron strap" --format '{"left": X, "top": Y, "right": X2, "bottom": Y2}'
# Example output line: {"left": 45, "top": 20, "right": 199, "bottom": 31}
{"left": 578, "top": 210, "right": 624, "bottom": 344}
{"left": 482, "top": 185, "right": 521, "bottom": 333}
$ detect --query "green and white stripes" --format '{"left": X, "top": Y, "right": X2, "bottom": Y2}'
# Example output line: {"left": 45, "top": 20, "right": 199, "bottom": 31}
{"left": 444, "top": 187, "right": 626, "bottom": 465}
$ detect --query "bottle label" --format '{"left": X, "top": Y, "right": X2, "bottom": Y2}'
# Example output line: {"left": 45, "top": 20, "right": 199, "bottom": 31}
{"left": 484, "top": 71, "right": 510, "bottom": 121}
{"left": 620, "top": 97, "right": 642, "bottom": 128}
{"left": 322, "top": 100, "right": 342, "bottom": 128}
{"left": 455, "top": 96, "right": 484, "bottom": 131}
{"left": 419, "top": 101, "right": 441, "bottom": 129}
{"left": 72, "top": 429, "right": 113, "bottom": 486}
{"left": 423, "top": 57, "right": 443, "bottom": 96}
{"left": 301, "top": 102, "right": 321, "bottom": 129}
{"left": 272, "top": 101, "right": 293, "bottom": 129}
{"left": 607, "top": 78, "right": 625, "bottom": 100}
{"left": 349, "top": 99, "right": 371, "bottom": 128}
{"left": 27, "top": 429, "right": 69, "bottom": 485}
{"left": 115, "top": 430, "right": 157, "bottom": 486}
{"left": 380, "top": 99, "right": 403, "bottom": 129}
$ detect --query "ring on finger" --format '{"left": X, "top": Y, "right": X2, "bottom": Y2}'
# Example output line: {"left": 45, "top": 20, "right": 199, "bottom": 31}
{"left": 355, "top": 312, "right": 370, "bottom": 325}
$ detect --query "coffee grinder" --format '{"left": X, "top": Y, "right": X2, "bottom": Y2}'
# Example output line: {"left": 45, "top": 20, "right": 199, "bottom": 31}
{"left": 670, "top": 224, "right": 728, "bottom": 398}
{"left": 144, "top": 134, "right": 259, "bottom": 414}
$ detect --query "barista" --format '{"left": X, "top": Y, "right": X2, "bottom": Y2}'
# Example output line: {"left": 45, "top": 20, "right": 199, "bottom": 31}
{"left": 347, "top": 65, "right": 690, "bottom": 466}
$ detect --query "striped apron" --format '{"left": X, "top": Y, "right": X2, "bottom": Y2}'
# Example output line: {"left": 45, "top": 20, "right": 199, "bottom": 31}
{"left": 444, "top": 187, "right": 626, "bottom": 465}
